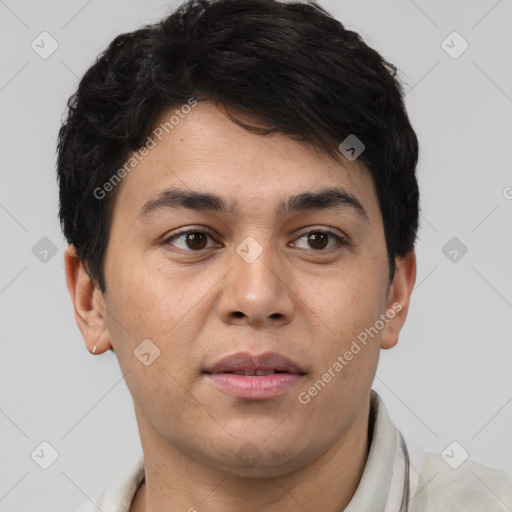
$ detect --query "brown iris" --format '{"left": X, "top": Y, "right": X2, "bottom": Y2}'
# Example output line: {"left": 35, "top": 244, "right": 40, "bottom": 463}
{"left": 185, "top": 232, "right": 208, "bottom": 250}
{"left": 306, "top": 232, "right": 329, "bottom": 250}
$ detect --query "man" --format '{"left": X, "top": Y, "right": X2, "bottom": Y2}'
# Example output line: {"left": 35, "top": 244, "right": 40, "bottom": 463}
{"left": 57, "top": 0, "right": 512, "bottom": 510}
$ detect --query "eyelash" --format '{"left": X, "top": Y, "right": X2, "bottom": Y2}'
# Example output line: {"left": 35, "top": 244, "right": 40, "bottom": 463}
{"left": 162, "top": 228, "right": 348, "bottom": 252}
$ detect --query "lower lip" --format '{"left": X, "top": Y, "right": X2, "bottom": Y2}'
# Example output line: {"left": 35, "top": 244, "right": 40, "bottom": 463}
{"left": 206, "top": 372, "right": 304, "bottom": 400}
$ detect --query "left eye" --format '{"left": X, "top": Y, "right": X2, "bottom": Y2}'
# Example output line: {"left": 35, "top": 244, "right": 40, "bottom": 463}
{"left": 291, "top": 230, "right": 346, "bottom": 251}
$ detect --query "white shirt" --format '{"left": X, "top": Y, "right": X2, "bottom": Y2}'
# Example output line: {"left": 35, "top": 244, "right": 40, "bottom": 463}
{"left": 75, "top": 390, "right": 512, "bottom": 511}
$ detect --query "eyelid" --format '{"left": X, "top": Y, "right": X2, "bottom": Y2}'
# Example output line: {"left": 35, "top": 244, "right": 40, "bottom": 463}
{"left": 166, "top": 226, "right": 216, "bottom": 238}
{"left": 293, "top": 226, "right": 346, "bottom": 239}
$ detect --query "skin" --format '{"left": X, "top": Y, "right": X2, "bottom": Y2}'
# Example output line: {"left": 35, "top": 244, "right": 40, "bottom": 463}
{"left": 64, "top": 101, "right": 416, "bottom": 512}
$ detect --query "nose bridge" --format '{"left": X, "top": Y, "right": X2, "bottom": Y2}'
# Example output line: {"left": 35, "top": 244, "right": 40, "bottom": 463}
{"left": 233, "top": 234, "right": 283, "bottom": 301}
{"left": 218, "top": 234, "right": 294, "bottom": 325}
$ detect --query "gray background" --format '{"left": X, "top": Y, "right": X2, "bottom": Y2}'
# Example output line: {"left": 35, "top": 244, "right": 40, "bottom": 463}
{"left": 1, "top": 0, "right": 511, "bottom": 510}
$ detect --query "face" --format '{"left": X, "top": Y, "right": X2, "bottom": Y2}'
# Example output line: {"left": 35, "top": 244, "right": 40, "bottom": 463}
{"left": 67, "top": 101, "right": 415, "bottom": 478}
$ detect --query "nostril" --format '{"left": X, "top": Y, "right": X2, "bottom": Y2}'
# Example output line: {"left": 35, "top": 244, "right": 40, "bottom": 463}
{"left": 233, "top": 311, "right": 245, "bottom": 318}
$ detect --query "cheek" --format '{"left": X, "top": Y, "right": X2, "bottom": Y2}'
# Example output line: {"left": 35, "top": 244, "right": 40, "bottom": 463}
{"left": 102, "top": 265, "right": 196, "bottom": 423}
{"left": 296, "top": 275, "right": 383, "bottom": 417}
{"left": 298, "top": 255, "right": 388, "bottom": 397}
{"left": 312, "top": 267, "right": 386, "bottom": 337}
{"left": 108, "top": 253, "right": 190, "bottom": 327}
{"left": 102, "top": 259, "right": 178, "bottom": 366}
{"left": 104, "top": 258, "right": 216, "bottom": 376}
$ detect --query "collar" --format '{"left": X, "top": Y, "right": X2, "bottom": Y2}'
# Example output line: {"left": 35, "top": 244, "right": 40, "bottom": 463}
{"left": 344, "top": 389, "right": 419, "bottom": 512}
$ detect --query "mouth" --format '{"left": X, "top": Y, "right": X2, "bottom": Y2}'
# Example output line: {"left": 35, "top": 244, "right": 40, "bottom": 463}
{"left": 203, "top": 351, "right": 307, "bottom": 400}
{"left": 220, "top": 369, "right": 298, "bottom": 376}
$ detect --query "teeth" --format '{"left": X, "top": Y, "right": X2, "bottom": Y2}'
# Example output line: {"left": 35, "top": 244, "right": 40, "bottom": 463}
{"left": 255, "top": 370, "right": 276, "bottom": 376}
{"left": 230, "top": 370, "right": 278, "bottom": 376}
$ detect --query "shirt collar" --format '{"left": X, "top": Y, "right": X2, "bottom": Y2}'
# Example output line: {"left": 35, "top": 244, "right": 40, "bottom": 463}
{"left": 344, "top": 389, "right": 403, "bottom": 512}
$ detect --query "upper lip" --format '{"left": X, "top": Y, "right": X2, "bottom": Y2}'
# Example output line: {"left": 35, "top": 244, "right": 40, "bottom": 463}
{"left": 203, "top": 351, "right": 307, "bottom": 375}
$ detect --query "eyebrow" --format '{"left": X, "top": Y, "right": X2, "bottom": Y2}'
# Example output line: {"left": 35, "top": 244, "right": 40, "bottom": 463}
{"left": 138, "top": 186, "right": 369, "bottom": 223}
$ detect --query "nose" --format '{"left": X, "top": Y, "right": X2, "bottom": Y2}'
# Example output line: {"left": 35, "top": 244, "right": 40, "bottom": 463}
{"left": 217, "top": 236, "right": 295, "bottom": 328}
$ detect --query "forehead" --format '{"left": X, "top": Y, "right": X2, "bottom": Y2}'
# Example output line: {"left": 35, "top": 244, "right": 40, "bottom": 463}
{"left": 112, "top": 101, "right": 379, "bottom": 222}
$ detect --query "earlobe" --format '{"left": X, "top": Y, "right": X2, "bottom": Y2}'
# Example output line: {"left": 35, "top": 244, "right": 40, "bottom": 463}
{"left": 380, "top": 251, "right": 417, "bottom": 350}
{"left": 64, "top": 245, "right": 113, "bottom": 355}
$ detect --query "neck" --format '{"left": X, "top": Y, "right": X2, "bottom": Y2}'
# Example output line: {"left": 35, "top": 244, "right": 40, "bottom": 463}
{"left": 131, "top": 397, "right": 371, "bottom": 512}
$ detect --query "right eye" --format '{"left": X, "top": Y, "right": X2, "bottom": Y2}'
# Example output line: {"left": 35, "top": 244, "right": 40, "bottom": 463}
{"left": 163, "top": 229, "right": 221, "bottom": 252}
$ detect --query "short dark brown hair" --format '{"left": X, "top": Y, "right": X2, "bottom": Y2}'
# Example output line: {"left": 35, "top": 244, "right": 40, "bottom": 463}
{"left": 57, "top": 0, "right": 419, "bottom": 293}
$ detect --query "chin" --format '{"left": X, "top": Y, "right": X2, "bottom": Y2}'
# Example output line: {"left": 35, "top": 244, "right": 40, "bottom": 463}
{"left": 229, "top": 452, "right": 310, "bottom": 480}
{"left": 213, "top": 434, "right": 317, "bottom": 479}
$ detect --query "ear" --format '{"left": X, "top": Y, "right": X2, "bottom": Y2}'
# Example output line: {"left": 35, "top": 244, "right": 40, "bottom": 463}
{"left": 380, "top": 251, "right": 417, "bottom": 350}
{"left": 64, "top": 245, "right": 113, "bottom": 355}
